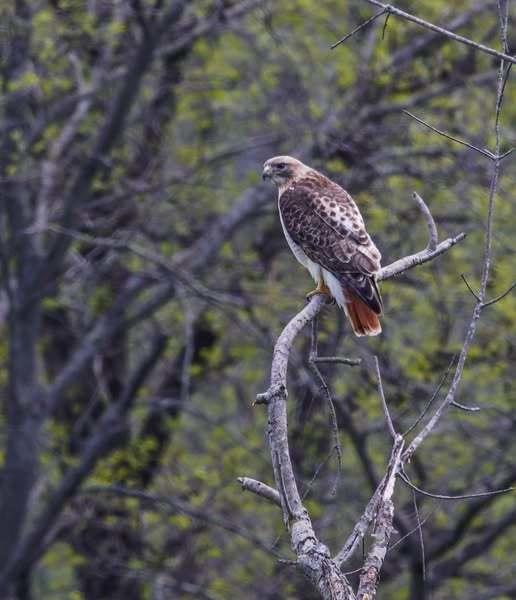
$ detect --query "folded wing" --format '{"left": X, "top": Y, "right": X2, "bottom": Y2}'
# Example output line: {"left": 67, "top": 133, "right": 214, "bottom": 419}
{"left": 279, "top": 175, "right": 383, "bottom": 315}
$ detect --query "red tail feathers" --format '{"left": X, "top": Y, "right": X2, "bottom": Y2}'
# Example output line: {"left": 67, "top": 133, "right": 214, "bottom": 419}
{"left": 345, "top": 292, "right": 382, "bottom": 337}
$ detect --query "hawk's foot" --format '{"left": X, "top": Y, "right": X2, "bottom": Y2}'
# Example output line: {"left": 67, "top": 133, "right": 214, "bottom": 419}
{"left": 306, "top": 282, "right": 334, "bottom": 304}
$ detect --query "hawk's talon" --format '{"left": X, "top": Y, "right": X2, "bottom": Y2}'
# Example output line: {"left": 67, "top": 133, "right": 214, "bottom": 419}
{"left": 306, "top": 282, "right": 334, "bottom": 304}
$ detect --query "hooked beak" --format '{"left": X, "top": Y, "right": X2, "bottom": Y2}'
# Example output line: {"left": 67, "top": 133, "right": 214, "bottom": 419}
{"left": 262, "top": 164, "right": 272, "bottom": 181}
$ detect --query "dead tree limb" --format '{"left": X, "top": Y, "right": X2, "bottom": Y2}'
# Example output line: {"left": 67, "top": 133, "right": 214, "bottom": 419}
{"left": 241, "top": 4, "right": 514, "bottom": 599}
{"left": 241, "top": 194, "right": 464, "bottom": 597}
{"left": 237, "top": 477, "right": 282, "bottom": 507}
{"left": 255, "top": 294, "right": 356, "bottom": 599}
{"left": 356, "top": 436, "right": 404, "bottom": 600}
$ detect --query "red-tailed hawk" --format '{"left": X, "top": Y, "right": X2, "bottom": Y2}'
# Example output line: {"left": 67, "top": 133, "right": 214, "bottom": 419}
{"left": 263, "top": 156, "right": 382, "bottom": 336}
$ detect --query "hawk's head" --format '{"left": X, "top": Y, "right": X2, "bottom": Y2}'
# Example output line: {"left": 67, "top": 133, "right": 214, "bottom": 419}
{"left": 262, "top": 156, "right": 310, "bottom": 187}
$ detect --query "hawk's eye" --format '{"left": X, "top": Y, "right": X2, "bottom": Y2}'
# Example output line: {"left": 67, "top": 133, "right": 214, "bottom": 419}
{"left": 277, "top": 163, "right": 286, "bottom": 169}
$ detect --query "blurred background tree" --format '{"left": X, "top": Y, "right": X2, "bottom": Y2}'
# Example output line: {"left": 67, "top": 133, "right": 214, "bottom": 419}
{"left": 0, "top": 0, "right": 514, "bottom": 598}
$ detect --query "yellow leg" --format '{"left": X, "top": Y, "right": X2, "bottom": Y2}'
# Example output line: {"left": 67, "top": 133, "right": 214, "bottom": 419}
{"left": 306, "top": 280, "right": 332, "bottom": 301}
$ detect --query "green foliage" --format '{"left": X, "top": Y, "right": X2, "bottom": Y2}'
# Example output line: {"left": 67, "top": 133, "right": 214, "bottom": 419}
{"left": 1, "top": 1, "right": 514, "bottom": 598}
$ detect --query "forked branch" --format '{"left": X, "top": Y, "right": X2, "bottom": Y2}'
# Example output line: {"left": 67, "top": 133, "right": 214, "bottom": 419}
{"left": 357, "top": 435, "right": 404, "bottom": 600}
{"left": 239, "top": 197, "right": 464, "bottom": 598}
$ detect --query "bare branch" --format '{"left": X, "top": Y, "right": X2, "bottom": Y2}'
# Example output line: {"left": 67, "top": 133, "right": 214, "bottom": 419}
{"left": 451, "top": 400, "right": 481, "bottom": 412}
{"left": 313, "top": 356, "right": 362, "bottom": 366}
{"left": 373, "top": 356, "right": 397, "bottom": 440}
{"left": 403, "top": 354, "right": 457, "bottom": 437}
{"left": 237, "top": 477, "right": 282, "bottom": 507}
{"left": 40, "top": 225, "right": 246, "bottom": 308}
{"left": 412, "top": 492, "right": 426, "bottom": 582}
{"left": 461, "top": 273, "right": 481, "bottom": 302}
{"left": 412, "top": 192, "right": 437, "bottom": 251}
{"left": 331, "top": 8, "right": 387, "bottom": 49}
{"left": 403, "top": 110, "right": 495, "bottom": 160}
{"left": 255, "top": 294, "right": 356, "bottom": 599}
{"left": 301, "top": 449, "right": 337, "bottom": 501}
{"left": 364, "top": 0, "right": 516, "bottom": 65}
{"left": 356, "top": 435, "right": 404, "bottom": 600}
{"left": 381, "top": 11, "right": 391, "bottom": 39}
{"left": 402, "top": 3, "right": 510, "bottom": 462}
{"left": 499, "top": 146, "right": 514, "bottom": 159}
{"left": 377, "top": 233, "right": 466, "bottom": 281}
{"left": 385, "top": 1, "right": 497, "bottom": 72}
{"left": 371, "top": 183, "right": 464, "bottom": 287}
{"left": 335, "top": 476, "right": 386, "bottom": 566}
{"left": 309, "top": 316, "right": 342, "bottom": 495}
{"left": 398, "top": 470, "right": 514, "bottom": 501}
{"left": 389, "top": 506, "right": 437, "bottom": 552}
{"left": 482, "top": 281, "right": 516, "bottom": 307}
{"left": 84, "top": 485, "right": 281, "bottom": 558}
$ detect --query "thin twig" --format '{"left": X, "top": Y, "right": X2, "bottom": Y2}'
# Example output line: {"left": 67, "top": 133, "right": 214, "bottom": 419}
{"left": 403, "top": 354, "right": 457, "bottom": 437}
{"left": 461, "top": 273, "right": 481, "bottom": 302}
{"left": 335, "top": 476, "right": 386, "bottom": 566}
{"left": 499, "top": 146, "right": 514, "bottom": 159}
{"left": 267, "top": 448, "right": 337, "bottom": 556}
{"left": 309, "top": 316, "right": 342, "bottom": 496}
{"left": 313, "top": 356, "right": 362, "bottom": 366}
{"left": 412, "top": 491, "right": 426, "bottom": 581}
{"left": 301, "top": 449, "right": 336, "bottom": 501}
{"left": 389, "top": 506, "right": 437, "bottom": 552}
{"left": 331, "top": 8, "right": 387, "bottom": 49}
{"left": 373, "top": 356, "right": 397, "bottom": 440}
{"left": 381, "top": 11, "right": 391, "bottom": 39}
{"left": 451, "top": 400, "right": 481, "bottom": 412}
{"left": 398, "top": 470, "right": 514, "bottom": 501}
{"left": 403, "top": 110, "right": 495, "bottom": 160}
{"left": 482, "top": 281, "right": 516, "bottom": 307}
{"left": 83, "top": 485, "right": 282, "bottom": 557}
{"left": 40, "top": 225, "right": 246, "bottom": 308}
